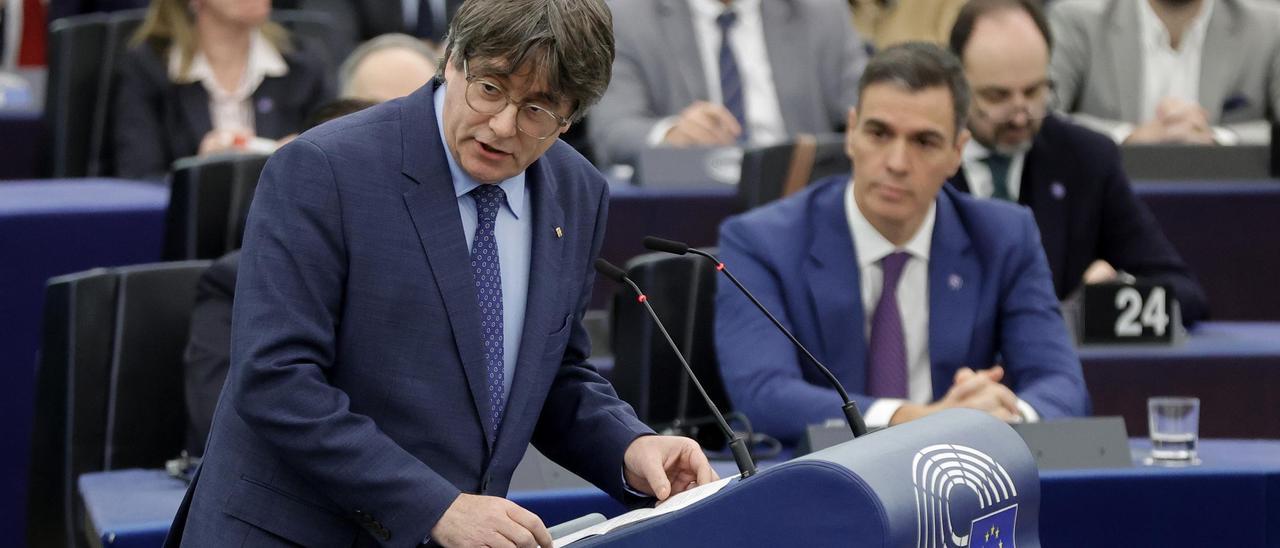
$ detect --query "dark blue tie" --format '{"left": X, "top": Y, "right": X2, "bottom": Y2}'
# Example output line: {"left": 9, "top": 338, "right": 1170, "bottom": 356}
{"left": 983, "top": 153, "right": 1013, "bottom": 201}
{"left": 470, "top": 184, "right": 506, "bottom": 438}
{"left": 868, "top": 252, "right": 910, "bottom": 398}
{"left": 716, "top": 9, "right": 749, "bottom": 143}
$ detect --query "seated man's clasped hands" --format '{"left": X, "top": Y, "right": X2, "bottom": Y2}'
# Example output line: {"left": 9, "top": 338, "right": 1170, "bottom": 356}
{"left": 1126, "top": 96, "right": 1215, "bottom": 145}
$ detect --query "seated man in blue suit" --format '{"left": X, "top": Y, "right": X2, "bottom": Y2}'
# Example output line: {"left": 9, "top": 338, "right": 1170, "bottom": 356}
{"left": 715, "top": 43, "right": 1089, "bottom": 445}
{"left": 168, "top": 1, "right": 716, "bottom": 546}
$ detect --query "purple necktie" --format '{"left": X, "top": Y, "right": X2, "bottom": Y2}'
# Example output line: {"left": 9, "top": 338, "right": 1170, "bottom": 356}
{"left": 868, "top": 251, "right": 910, "bottom": 398}
{"left": 470, "top": 184, "right": 505, "bottom": 439}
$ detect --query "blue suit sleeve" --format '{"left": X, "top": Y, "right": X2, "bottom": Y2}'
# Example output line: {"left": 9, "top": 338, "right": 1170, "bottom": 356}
{"left": 714, "top": 217, "right": 860, "bottom": 444}
{"left": 228, "top": 139, "right": 460, "bottom": 543}
{"left": 997, "top": 211, "right": 1091, "bottom": 419}
{"left": 531, "top": 180, "right": 655, "bottom": 502}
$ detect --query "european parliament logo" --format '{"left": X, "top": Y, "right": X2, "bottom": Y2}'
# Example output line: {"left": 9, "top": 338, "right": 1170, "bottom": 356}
{"left": 912, "top": 444, "right": 1019, "bottom": 548}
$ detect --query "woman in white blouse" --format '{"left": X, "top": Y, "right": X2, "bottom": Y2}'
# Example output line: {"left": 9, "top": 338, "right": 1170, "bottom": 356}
{"left": 111, "top": 0, "right": 333, "bottom": 179}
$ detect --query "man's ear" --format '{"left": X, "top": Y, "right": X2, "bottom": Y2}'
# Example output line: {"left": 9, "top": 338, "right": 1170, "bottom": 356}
{"left": 955, "top": 127, "right": 971, "bottom": 151}
{"left": 950, "top": 128, "right": 972, "bottom": 174}
{"left": 443, "top": 56, "right": 462, "bottom": 83}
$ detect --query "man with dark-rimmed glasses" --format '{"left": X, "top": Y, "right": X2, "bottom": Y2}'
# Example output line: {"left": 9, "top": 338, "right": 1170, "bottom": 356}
{"left": 166, "top": 1, "right": 716, "bottom": 546}
{"left": 946, "top": 0, "right": 1207, "bottom": 324}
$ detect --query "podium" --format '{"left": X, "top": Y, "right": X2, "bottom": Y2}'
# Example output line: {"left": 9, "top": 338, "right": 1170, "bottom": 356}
{"left": 571, "top": 409, "right": 1039, "bottom": 547}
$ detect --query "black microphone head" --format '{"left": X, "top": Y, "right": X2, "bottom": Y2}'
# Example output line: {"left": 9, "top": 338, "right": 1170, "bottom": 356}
{"left": 643, "top": 236, "right": 690, "bottom": 255}
{"left": 594, "top": 258, "right": 629, "bottom": 283}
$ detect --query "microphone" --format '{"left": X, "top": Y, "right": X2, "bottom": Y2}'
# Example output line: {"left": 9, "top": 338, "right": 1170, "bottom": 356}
{"left": 642, "top": 236, "right": 869, "bottom": 438}
{"left": 594, "top": 259, "right": 757, "bottom": 478}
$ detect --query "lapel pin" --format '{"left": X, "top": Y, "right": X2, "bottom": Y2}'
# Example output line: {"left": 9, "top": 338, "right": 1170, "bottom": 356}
{"left": 555, "top": 226, "right": 563, "bottom": 238}
{"left": 1051, "top": 182, "right": 1066, "bottom": 200}
{"left": 257, "top": 97, "right": 274, "bottom": 114}
{"left": 948, "top": 274, "right": 963, "bottom": 290}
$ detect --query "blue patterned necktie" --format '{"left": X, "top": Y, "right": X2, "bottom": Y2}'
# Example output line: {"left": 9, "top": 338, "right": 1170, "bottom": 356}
{"left": 470, "top": 184, "right": 506, "bottom": 438}
{"left": 983, "top": 153, "right": 1013, "bottom": 201}
{"left": 868, "top": 251, "right": 910, "bottom": 398}
{"left": 716, "top": 9, "right": 749, "bottom": 143}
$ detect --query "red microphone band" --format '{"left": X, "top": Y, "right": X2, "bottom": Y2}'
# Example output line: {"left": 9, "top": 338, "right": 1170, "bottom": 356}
{"left": 637, "top": 294, "right": 648, "bottom": 303}
{"left": 716, "top": 263, "right": 725, "bottom": 271}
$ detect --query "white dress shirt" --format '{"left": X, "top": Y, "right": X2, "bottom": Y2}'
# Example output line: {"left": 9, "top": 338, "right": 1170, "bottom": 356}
{"left": 1137, "top": 0, "right": 1213, "bottom": 122}
{"left": 960, "top": 139, "right": 1026, "bottom": 202}
{"left": 844, "top": 183, "right": 1040, "bottom": 427}
{"left": 168, "top": 30, "right": 288, "bottom": 136}
{"left": 646, "top": 0, "right": 788, "bottom": 147}
{"left": 1112, "top": 0, "right": 1235, "bottom": 143}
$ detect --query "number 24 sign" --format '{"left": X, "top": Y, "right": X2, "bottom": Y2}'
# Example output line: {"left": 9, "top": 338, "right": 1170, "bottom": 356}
{"left": 1080, "top": 282, "right": 1179, "bottom": 344}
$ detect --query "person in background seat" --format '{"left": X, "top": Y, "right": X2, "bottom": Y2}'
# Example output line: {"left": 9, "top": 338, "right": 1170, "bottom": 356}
{"left": 111, "top": 0, "right": 333, "bottom": 179}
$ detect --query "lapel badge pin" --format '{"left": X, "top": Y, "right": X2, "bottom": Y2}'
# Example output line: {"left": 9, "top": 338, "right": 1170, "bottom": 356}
{"left": 1051, "top": 182, "right": 1066, "bottom": 200}
{"left": 948, "top": 274, "right": 963, "bottom": 290}
{"left": 555, "top": 226, "right": 563, "bottom": 238}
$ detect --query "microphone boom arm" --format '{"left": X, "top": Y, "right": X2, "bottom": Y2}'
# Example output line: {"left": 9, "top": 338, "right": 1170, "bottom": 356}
{"left": 684, "top": 248, "right": 869, "bottom": 438}
{"left": 596, "top": 258, "right": 757, "bottom": 478}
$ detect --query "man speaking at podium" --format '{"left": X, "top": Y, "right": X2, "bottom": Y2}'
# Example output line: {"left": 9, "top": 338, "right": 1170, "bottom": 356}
{"left": 166, "top": 1, "right": 715, "bottom": 546}
{"left": 715, "top": 43, "right": 1089, "bottom": 445}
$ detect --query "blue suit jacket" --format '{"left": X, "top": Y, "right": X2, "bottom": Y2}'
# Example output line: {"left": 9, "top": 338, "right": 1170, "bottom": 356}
{"left": 714, "top": 177, "right": 1089, "bottom": 443}
{"left": 169, "top": 82, "right": 652, "bottom": 546}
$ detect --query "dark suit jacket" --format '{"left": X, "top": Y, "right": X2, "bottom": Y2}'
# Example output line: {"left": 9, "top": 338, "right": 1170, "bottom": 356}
{"left": 181, "top": 250, "right": 239, "bottom": 457}
{"left": 110, "top": 38, "right": 333, "bottom": 180}
{"left": 949, "top": 115, "right": 1208, "bottom": 324}
{"left": 168, "top": 82, "right": 651, "bottom": 546}
{"left": 715, "top": 178, "right": 1089, "bottom": 444}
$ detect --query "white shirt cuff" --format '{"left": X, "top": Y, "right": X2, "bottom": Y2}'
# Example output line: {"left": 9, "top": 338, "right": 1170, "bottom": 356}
{"left": 1015, "top": 398, "right": 1040, "bottom": 423}
{"left": 1211, "top": 126, "right": 1240, "bottom": 146}
{"left": 864, "top": 397, "right": 1039, "bottom": 427}
{"left": 645, "top": 116, "right": 680, "bottom": 147}
{"left": 863, "top": 398, "right": 908, "bottom": 429}
{"left": 1109, "top": 123, "right": 1135, "bottom": 144}
{"left": 622, "top": 467, "right": 648, "bottom": 497}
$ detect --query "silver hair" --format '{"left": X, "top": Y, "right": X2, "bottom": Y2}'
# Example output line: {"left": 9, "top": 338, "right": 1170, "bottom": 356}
{"left": 437, "top": 0, "right": 614, "bottom": 122}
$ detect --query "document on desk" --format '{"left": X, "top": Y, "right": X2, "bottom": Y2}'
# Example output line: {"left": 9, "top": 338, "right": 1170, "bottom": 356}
{"left": 553, "top": 475, "right": 738, "bottom": 546}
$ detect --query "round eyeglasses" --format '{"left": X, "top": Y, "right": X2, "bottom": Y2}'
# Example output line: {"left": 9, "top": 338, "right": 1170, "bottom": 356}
{"left": 971, "top": 80, "right": 1056, "bottom": 124}
{"left": 463, "top": 59, "right": 571, "bottom": 140}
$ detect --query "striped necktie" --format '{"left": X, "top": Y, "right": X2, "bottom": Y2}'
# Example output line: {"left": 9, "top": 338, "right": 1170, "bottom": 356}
{"left": 715, "top": 9, "right": 748, "bottom": 143}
